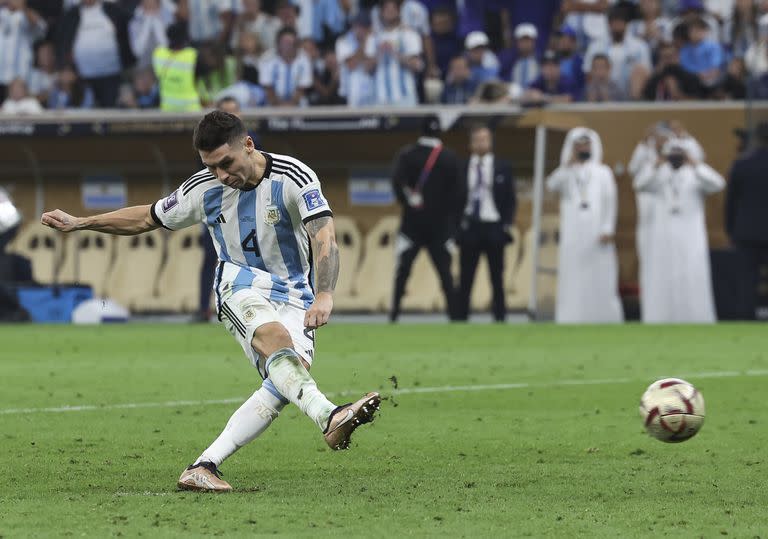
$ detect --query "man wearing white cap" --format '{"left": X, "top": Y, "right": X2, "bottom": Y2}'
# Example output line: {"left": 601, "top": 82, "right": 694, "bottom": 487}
{"left": 464, "top": 30, "right": 500, "bottom": 88}
{"left": 509, "top": 23, "right": 540, "bottom": 89}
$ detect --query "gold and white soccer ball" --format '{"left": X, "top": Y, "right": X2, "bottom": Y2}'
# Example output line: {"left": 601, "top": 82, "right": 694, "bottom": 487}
{"left": 639, "top": 378, "right": 705, "bottom": 443}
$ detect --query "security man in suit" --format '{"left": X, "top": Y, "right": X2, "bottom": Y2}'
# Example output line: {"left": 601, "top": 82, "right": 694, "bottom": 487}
{"left": 726, "top": 121, "right": 768, "bottom": 319}
{"left": 390, "top": 116, "right": 462, "bottom": 322}
{"left": 456, "top": 125, "right": 516, "bottom": 322}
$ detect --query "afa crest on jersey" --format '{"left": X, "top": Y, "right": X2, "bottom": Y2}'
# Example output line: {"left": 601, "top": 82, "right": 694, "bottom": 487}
{"left": 264, "top": 205, "right": 281, "bottom": 226}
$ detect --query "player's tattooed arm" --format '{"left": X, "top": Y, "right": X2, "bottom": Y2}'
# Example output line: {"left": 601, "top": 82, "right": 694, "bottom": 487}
{"left": 304, "top": 216, "right": 338, "bottom": 329}
{"left": 306, "top": 216, "right": 339, "bottom": 293}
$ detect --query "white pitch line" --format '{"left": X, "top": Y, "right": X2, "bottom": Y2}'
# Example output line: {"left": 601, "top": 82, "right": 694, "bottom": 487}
{"left": 1, "top": 369, "right": 767, "bottom": 416}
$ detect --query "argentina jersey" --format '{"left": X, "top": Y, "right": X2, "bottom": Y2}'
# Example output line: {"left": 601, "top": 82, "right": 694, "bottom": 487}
{"left": 365, "top": 27, "right": 422, "bottom": 106}
{"left": 150, "top": 152, "right": 332, "bottom": 312}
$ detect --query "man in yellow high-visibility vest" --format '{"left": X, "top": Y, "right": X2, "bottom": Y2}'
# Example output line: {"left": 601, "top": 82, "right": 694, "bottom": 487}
{"left": 152, "top": 22, "right": 202, "bottom": 112}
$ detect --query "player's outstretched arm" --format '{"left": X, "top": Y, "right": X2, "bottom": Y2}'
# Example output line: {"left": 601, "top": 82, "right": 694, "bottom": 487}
{"left": 304, "top": 216, "right": 339, "bottom": 329}
{"left": 41, "top": 205, "right": 159, "bottom": 235}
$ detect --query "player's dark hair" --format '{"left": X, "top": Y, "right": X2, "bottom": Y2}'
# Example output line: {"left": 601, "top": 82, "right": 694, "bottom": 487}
{"left": 193, "top": 111, "right": 247, "bottom": 152}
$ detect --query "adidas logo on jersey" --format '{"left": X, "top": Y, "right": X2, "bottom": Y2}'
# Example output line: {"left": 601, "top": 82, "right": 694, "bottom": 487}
{"left": 215, "top": 214, "right": 226, "bottom": 224}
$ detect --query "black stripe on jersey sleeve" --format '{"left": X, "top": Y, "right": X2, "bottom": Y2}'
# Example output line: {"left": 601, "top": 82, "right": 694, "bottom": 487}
{"left": 272, "top": 158, "right": 314, "bottom": 186}
{"left": 270, "top": 166, "right": 305, "bottom": 189}
{"left": 182, "top": 174, "right": 215, "bottom": 195}
{"left": 181, "top": 170, "right": 211, "bottom": 191}
{"left": 302, "top": 210, "right": 333, "bottom": 225}
{"left": 149, "top": 202, "right": 172, "bottom": 230}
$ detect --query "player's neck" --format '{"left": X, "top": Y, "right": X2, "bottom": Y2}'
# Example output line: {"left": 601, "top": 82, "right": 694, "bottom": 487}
{"left": 244, "top": 151, "right": 268, "bottom": 190}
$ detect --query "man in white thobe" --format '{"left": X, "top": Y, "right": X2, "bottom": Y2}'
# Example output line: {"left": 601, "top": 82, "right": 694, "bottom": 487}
{"left": 547, "top": 128, "right": 624, "bottom": 324}
{"left": 633, "top": 138, "right": 725, "bottom": 323}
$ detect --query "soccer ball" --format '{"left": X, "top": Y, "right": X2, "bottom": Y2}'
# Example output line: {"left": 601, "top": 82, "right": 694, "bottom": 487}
{"left": 639, "top": 378, "right": 705, "bottom": 443}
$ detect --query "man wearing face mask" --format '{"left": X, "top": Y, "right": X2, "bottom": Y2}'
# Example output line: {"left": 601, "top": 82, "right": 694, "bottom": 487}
{"left": 546, "top": 128, "right": 624, "bottom": 324}
{"left": 633, "top": 138, "right": 725, "bottom": 323}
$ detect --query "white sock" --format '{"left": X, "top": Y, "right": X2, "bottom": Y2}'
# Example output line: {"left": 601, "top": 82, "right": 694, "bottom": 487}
{"left": 195, "top": 383, "right": 286, "bottom": 467}
{"left": 264, "top": 347, "right": 336, "bottom": 430}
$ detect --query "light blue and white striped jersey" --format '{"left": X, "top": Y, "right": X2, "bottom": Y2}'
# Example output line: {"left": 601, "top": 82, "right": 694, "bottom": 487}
{"left": 335, "top": 31, "right": 374, "bottom": 107}
{"left": 511, "top": 56, "right": 539, "bottom": 89}
{"left": 294, "top": 0, "right": 345, "bottom": 41}
{"left": 371, "top": 0, "right": 430, "bottom": 36}
{"left": 151, "top": 152, "right": 332, "bottom": 311}
{"left": 188, "top": 0, "right": 241, "bottom": 43}
{"left": 0, "top": 7, "right": 47, "bottom": 85}
{"left": 365, "top": 26, "right": 422, "bottom": 106}
{"left": 259, "top": 52, "right": 312, "bottom": 104}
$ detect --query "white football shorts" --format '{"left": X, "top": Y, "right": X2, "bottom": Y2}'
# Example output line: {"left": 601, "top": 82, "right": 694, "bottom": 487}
{"left": 217, "top": 285, "right": 315, "bottom": 379}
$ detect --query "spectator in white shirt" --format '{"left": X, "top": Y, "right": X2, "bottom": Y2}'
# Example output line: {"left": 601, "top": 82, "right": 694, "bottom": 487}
{"left": 259, "top": 26, "right": 312, "bottom": 106}
{"left": 1, "top": 77, "right": 43, "bottom": 114}
{"left": 129, "top": 0, "right": 176, "bottom": 69}
{"left": 55, "top": 0, "right": 136, "bottom": 107}
{"left": 584, "top": 4, "right": 652, "bottom": 99}
{"left": 230, "top": 0, "right": 280, "bottom": 55}
{"left": 184, "top": 0, "right": 240, "bottom": 46}
{"left": 372, "top": 0, "right": 435, "bottom": 76}
{"left": 0, "top": 0, "right": 47, "bottom": 103}
{"left": 628, "top": 0, "right": 673, "bottom": 52}
{"left": 335, "top": 10, "right": 375, "bottom": 107}
{"left": 364, "top": 0, "right": 423, "bottom": 106}
{"left": 562, "top": 0, "right": 612, "bottom": 51}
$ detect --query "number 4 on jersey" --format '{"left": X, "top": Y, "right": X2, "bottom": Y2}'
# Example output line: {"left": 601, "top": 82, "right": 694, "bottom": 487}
{"left": 241, "top": 229, "right": 260, "bottom": 255}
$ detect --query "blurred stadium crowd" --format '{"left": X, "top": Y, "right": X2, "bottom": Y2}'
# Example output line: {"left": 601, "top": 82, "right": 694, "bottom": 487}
{"left": 3, "top": 0, "right": 768, "bottom": 113}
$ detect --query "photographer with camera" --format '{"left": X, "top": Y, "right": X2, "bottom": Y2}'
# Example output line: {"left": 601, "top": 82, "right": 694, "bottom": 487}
{"left": 633, "top": 136, "right": 725, "bottom": 323}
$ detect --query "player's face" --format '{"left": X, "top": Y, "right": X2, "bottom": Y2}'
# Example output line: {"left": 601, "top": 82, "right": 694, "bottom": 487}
{"left": 200, "top": 137, "right": 255, "bottom": 189}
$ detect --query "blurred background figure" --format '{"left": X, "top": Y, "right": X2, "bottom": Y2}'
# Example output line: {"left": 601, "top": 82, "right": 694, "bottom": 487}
{"left": 260, "top": 27, "right": 312, "bottom": 107}
{"left": 726, "top": 121, "right": 768, "bottom": 320}
{"left": 554, "top": 24, "right": 585, "bottom": 96}
{"left": 633, "top": 136, "right": 725, "bottom": 323}
{"left": 47, "top": 64, "right": 95, "bottom": 109}
{"left": 0, "top": 186, "right": 31, "bottom": 321}
{"left": 0, "top": 0, "right": 47, "bottom": 104}
{"left": 128, "top": 0, "right": 176, "bottom": 70}
{"left": 523, "top": 50, "right": 577, "bottom": 104}
{"left": 456, "top": 126, "right": 516, "bottom": 323}
{"left": 182, "top": 0, "right": 238, "bottom": 47}
{"left": 505, "top": 23, "right": 539, "bottom": 90}
{"left": 584, "top": 4, "right": 652, "bottom": 100}
{"left": 547, "top": 128, "right": 624, "bottom": 324}
{"left": 442, "top": 55, "right": 474, "bottom": 104}
{"left": 364, "top": 0, "right": 423, "bottom": 106}
{"left": 0, "top": 186, "right": 21, "bottom": 252}
{"left": 679, "top": 16, "right": 725, "bottom": 91}
{"left": 26, "top": 41, "right": 57, "bottom": 104}
{"left": 628, "top": 122, "right": 673, "bottom": 319}
{"left": 463, "top": 31, "right": 499, "bottom": 90}
{"left": 55, "top": 0, "right": 135, "bottom": 108}
{"left": 230, "top": 0, "right": 279, "bottom": 55}
{"left": 584, "top": 53, "right": 626, "bottom": 101}
{"left": 335, "top": 11, "right": 375, "bottom": 107}
{"left": 641, "top": 41, "right": 704, "bottom": 101}
{"left": 1, "top": 77, "right": 43, "bottom": 114}
{"left": 152, "top": 21, "right": 201, "bottom": 112}
{"left": 390, "top": 116, "right": 461, "bottom": 322}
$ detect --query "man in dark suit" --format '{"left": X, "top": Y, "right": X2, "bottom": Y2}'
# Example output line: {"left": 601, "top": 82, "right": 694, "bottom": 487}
{"left": 456, "top": 125, "right": 516, "bottom": 322}
{"left": 725, "top": 121, "right": 768, "bottom": 319}
{"left": 390, "top": 116, "right": 462, "bottom": 322}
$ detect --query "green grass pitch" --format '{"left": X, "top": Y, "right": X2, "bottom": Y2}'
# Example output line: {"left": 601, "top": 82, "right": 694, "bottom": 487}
{"left": 1, "top": 323, "right": 766, "bottom": 537}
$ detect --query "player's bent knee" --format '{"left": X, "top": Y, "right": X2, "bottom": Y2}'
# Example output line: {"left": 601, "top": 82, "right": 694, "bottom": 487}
{"left": 251, "top": 321, "right": 294, "bottom": 359}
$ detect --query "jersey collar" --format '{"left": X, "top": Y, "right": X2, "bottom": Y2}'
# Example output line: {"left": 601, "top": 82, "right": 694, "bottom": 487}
{"left": 240, "top": 151, "right": 273, "bottom": 191}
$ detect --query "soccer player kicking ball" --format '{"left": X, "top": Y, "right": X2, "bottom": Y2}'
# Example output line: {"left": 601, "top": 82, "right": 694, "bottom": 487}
{"left": 41, "top": 111, "right": 381, "bottom": 492}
